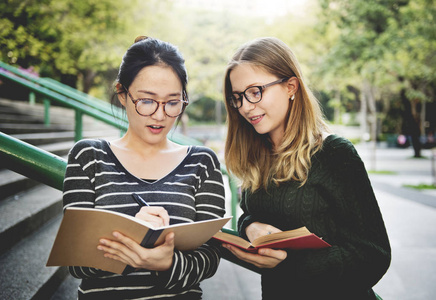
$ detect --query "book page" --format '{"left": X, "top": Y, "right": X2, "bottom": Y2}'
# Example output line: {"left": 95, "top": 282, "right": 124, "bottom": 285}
{"left": 213, "top": 231, "right": 252, "bottom": 249}
{"left": 252, "top": 226, "right": 311, "bottom": 247}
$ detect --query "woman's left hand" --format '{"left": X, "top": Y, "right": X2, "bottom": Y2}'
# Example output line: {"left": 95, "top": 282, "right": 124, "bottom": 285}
{"left": 98, "top": 231, "right": 175, "bottom": 271}
{"left": 222, "top": 244, "right": 287, "bottom": 269}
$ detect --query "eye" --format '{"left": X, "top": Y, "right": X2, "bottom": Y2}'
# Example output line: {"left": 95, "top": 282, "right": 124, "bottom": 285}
{"left": 139, "top": 99, "right": 155, "bottom": 105}
{"left": 247, "top": 87, "right": 261, "bottom": 98}
{"left": 167, "top": 100, "right": 181, "bottom": 107}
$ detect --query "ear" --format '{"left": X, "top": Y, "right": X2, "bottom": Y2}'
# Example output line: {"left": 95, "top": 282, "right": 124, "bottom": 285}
{"left": 286, "top": 77, "right": 299, "bottom": 98}
{"left": 116, "top": 83, "right": 127, "bottom": 107}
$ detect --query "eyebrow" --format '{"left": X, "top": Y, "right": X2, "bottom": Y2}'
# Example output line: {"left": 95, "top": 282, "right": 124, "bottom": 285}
{"left": 232, "top": 83, "right": 261, "bottom": 93}
{"left": 137, "top": 89, "right": 182, "bottom": 98}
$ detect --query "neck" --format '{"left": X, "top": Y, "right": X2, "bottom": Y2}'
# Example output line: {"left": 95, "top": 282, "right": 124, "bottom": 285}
{"left": 116, "top": 130, "right": 173, "bottom": 155}
{"left": 269, "top": 132, "right": 284, "bottom": 151}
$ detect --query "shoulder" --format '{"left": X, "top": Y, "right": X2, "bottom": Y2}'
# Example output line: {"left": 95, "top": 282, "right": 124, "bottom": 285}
{"left": 68, "top": 139, "right": 109, "bottom": 160}
{"left": 316, "top": 135, "right": 369, "bottom": 176}
{"left": 322, "top": 134, "right": 357, "bottom": 155}
{"left": 319, "top": 134, "right": 362, "bottom": 165}
{"left": 188, "top": 146, "right": 221, "bottom": 168}
{"left": 190, "top": 145, "right": 219, "bottom": 156}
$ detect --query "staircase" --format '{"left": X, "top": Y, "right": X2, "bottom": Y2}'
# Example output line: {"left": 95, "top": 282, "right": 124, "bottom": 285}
{"left": 0, "top": 98, "right": 119, "bottom": 300}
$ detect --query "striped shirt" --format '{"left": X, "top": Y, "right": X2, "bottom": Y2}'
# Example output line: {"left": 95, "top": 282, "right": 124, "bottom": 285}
{"left": 63, "top": 139, "right": 226, "bottom": 299}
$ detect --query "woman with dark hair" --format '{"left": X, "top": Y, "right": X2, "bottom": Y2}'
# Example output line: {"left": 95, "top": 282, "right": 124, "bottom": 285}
{"left": 221, "top": 37, "right": 391, "bottom": 299}
{"left": 63, "top": 36, "right": 225, "bottom": 299}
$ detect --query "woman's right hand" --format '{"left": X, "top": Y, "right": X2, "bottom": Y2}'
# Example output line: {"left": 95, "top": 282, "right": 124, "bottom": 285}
{"left": 246, "top": 222, "right": 282, "bottom": 242}
{"left": 135, "top": 206, "right": 170, "bottom": 228}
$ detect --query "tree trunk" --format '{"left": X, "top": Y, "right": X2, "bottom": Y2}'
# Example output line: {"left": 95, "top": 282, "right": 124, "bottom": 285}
{"left": 83, "top": 70, "right": 97, "bottom": 94}
{"left": 60, "top": 74, "right": 77, "bottom": 89}
{"left": 400, "top": 87, "right": 422, "bottom": 157}
{"left": 363, "top": 80, "right": 377, "bottom": 170}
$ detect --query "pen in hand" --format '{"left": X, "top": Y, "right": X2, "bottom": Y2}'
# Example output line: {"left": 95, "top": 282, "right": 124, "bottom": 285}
{"left": 132, "top": 193, "right": 170, "bottom": 227}
{"left": 132, "top": 193, "right": 150, "bottom": 207}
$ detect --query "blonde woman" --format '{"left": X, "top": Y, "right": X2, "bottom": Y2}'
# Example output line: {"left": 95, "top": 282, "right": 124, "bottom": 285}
{"left": 221, "top": 37, "right": 390, "bottom": 300}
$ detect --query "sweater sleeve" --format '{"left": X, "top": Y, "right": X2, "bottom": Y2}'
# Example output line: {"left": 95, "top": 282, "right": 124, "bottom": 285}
{"left": 275, "top": 140, "right": 391, "bottom": 291}
{"left": 238, "top": 190, "right": 255, "bottom": 240}
{"left": 151, "top": 147, "right": 226, "bottom": 290}
{"left": 62, "top": 140, "right": 113, "bottom": 278}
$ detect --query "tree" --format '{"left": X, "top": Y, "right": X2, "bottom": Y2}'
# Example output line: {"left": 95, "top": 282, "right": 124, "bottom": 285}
{"left": 379, "top": 0, "right": 436, "bottom": 156}
{"left": 0, "top": 0, "right": 135, "bottom": 94}
{"left": 317, "top": 0, "right": 435, "bottom": 157}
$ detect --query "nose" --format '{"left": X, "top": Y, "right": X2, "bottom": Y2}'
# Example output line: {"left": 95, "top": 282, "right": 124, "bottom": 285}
{"left": 151, "top": 102, "right": 166, "bottom": 120}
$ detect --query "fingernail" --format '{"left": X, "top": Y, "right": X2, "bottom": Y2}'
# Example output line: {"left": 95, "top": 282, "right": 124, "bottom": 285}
{"left": 113, "top": 232, "right": 119, "bottom": 238}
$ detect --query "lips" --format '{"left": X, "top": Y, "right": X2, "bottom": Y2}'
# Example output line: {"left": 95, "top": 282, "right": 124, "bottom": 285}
{"left": 147, "top": 125, "right": 164, "bottom": 134}
{"left": 249, "top": 114, "right": 264, "bottom": 125}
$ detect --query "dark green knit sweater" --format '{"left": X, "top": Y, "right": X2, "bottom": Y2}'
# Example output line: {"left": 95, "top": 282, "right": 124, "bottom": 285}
{"left": 238, "top": 135, "right": 391, "bottom": 300}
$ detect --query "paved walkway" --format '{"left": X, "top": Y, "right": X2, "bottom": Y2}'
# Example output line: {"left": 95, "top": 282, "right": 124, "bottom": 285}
{"left": 202, "top": 144, "right": 436, "bottom": 300}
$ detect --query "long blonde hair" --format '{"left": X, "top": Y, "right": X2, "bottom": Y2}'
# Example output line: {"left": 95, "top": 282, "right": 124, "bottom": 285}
{"left": 224, "top": 37, "right": 330, "bottom": 192}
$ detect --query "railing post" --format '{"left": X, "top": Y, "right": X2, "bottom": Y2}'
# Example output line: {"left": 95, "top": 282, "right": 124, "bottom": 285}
{"left": 29, "top": 91, "right": 35, "bottom": 105}
{"left": 75, "top": 109, "right": 83, "bottom": 142}
{"left": 43, "top": 98, "right": 50, "bottom": 126}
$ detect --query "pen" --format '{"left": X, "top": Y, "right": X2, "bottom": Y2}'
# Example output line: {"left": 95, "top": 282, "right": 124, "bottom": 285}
{"left": 132, "top": 193, "right": 150, "bottom": 207}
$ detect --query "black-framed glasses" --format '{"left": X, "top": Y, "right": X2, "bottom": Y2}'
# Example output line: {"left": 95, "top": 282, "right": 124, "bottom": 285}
{"left": 125, "top": 88, "right": 189, "bottom": 118}
{"left": 229, "top": 77, "right": 289, "bottom": 109}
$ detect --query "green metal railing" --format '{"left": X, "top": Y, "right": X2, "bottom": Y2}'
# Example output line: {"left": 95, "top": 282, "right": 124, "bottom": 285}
{"left": 0, "top": 61, "right": 114, "bottom": 116}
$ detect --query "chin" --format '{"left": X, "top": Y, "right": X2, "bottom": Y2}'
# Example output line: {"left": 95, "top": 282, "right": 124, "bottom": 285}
{"left": 253, "top": 127, "right": 269, "bottom": 135}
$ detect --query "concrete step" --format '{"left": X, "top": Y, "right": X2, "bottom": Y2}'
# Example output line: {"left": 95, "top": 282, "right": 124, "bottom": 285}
{"left": 0, "top": 113, "right": 43, "bottom": 124}
{"left": 10, "top": 130, "right": 120, "bottom": 146}
{"left": 0, "top": 184, "right": 63, "bottom": 256}
{"left": 39, "top": 140, "right": 74, "bottom": 157}
{"left": 0, "top": 98, "right": 116, "bottom": 128}
{"left": 50, "top": 273, "right": 80, "bottom": 300}
{"left": 0, "top": 169, "right": 40, "bottom": 202}
{"left": 0, "top": 123, "right": 73, "bottom": 134}
{"left": 0, "top": 215, "right": 69, "bottom": 300}
{"left": 0, "top": 102, "right": 46, "bottom": 117}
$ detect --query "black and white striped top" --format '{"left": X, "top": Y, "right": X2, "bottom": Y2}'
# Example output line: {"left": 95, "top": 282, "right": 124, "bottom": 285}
{"left": 63, "top": 139, "right": 226, "bottom": 299}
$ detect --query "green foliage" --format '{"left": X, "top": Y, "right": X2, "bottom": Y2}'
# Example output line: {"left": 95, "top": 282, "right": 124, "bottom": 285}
{"left": 403, "top": 183, "right": 436, "bottom": 190}
{"left": 0, "top": 0, "right": 135, "bottom": 92}
{"left": 317, "top": 0, "right": 436, "bottom": 134}
{"left": 131, "top": 4, "right": 266, "bottom": 122}
{"left": 2, "top": 0, "right": 434, "bottom": 131}
{"left": 186, "top": 96, "right": 226, "bottom": 123}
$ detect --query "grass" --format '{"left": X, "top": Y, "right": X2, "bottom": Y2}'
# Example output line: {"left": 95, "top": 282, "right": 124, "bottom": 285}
{"left": 368, "top": 170, "right": 396, "bottom": 175}
{"left": 403, "top": 184, "right": 436, "bottom": 190}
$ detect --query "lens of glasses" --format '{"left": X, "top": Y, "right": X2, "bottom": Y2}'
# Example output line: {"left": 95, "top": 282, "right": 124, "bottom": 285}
{"left": 245, "top": 87, "right": 262, "bottom": 102}
{"left": 231, "top": 86, "right": 262, "bottom": 108}
{"left": 136, "top": 99, "right": 184, "bottom": 117}
{"left": 230, "top": 96, "right": 241, "bottom": 108}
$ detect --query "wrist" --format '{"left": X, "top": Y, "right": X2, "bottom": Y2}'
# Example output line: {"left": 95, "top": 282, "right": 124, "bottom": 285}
{"left": 238, "top": 215, "right": 255, "bottom": 240}
{"left": 156, "top": 253, "right": 174, "bottom": 271}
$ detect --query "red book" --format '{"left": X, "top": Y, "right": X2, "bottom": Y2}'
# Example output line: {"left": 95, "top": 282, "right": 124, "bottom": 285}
{"left": 213, "top": 226, "right": 331, "bottom": 253}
